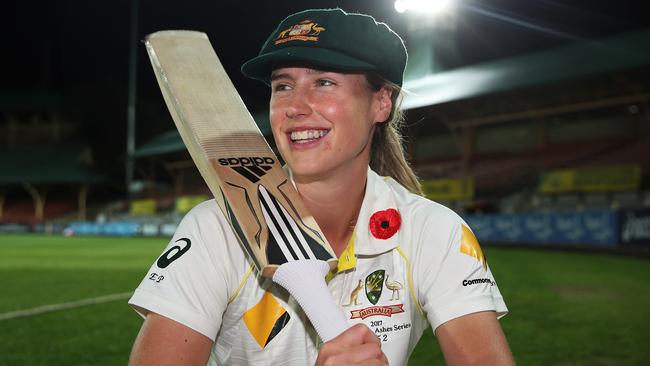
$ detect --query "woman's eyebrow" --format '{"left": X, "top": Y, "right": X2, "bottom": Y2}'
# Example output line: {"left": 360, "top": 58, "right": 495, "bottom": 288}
{"left": 270, "top": 72, "right": 290, "bottom": 81}
{"left": 305, "top": 69, "right": 326, "bottom": 74}
{"left": 271, "top": 69, "right": 328, "bottom": 81}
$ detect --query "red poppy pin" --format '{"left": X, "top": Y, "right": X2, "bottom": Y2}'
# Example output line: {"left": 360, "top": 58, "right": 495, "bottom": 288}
{"left": 369, "top": 208, "right": 401, "bottom": 240}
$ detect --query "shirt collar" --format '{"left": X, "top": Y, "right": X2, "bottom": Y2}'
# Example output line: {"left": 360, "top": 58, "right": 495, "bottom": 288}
{"left": 286, "top": 166, "right": 401, "bottom": 258}
{"left": 353, "top": 167, "right": 401, "bottom": 255}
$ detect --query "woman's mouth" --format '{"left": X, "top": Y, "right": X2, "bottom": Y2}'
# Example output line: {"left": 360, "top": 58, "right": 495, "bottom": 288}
{"left": 290, "top": 129, "right": 329, "bottom": 144}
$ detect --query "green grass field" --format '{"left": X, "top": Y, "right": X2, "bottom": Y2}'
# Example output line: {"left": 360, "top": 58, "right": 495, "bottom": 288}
{"left": 1, "top": 234, "right": 649, "bottom": 365}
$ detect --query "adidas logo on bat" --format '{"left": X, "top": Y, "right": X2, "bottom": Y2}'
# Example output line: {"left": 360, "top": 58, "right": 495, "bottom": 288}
{"left": 218, "top": 157, "right": 275, "bottom": 183}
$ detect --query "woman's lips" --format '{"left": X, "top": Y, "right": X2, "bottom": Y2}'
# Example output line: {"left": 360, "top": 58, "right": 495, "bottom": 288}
{"left": 289, "top": 129, "right": 329, "bottom": 144}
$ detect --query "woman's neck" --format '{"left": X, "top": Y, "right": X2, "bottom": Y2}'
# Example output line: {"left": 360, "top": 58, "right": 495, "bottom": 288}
{"left": 293, "top": 165, "right": 368, "bottom": 256}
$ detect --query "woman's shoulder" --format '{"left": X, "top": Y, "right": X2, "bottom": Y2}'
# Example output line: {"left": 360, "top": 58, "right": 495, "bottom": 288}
{"left": 379, "top": 176, "right": 465, "bottom": 248}
{"left": 176, "top": 199, "right": 242, "bottom": 251}
{"left": 185, "top": 198, "right": 221, "bottom": 216}
{"left": 180, "top": 199, "right": 227, "bottom": 227}
{"left": 383, "top": 177, "right": 462, "bottom": 226}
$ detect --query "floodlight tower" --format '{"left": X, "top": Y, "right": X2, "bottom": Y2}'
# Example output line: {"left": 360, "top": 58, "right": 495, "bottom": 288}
{"left": 395, "top": 0, "right": 460, "bottom": 80}
{"left": 126, "top": 0, "right": 139, "bottom": 199}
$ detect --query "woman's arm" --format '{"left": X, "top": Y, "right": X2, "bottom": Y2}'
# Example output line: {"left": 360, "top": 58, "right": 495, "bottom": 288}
{"left": 436, "top": 311, "right": 514, "bottom": 366}
{"left": 129, "top": 312, "right": 214, "bottom": 366}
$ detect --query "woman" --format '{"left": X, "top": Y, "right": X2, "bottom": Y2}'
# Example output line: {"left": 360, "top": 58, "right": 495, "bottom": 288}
{"left": 129, "top": 8, "right": 513, "bottom": 365}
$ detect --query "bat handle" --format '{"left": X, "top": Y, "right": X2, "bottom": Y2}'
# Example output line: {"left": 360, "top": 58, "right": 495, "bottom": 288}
{"left": 272, "top": 260, "right": 349, "bottom": 342}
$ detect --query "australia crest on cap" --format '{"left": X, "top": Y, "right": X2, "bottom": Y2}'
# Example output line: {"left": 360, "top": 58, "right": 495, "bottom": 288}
{"left": 275, "top": 19, "right": 326, "bottom": 45}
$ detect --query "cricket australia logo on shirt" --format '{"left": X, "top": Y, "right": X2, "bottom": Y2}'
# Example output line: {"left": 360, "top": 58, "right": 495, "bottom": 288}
{"left": 218, "top": 156, "right": 274, "bottom": 183}
{"left": 349, "top": 270, "right": 405, "bottom": 320}
{"left": 365, "top": 270, "right": 385, "bottom": 305}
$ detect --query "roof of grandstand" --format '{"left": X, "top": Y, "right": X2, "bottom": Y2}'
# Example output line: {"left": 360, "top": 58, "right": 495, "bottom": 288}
{"left": 135, "top": 28, "right": 650, "bottom": 159}
{"left": 403, "top": 28, "right": 650, "bottom": 109}
{"left": 0, "top": 145, "right": 106, "bottom": 184}
{"left": 133, "top": 130, "right": 186, "bottom": 158}
{"left": 134, "top": 110, "right": 272, "bottom": 158}
{"left": 0, "top": 90, "right": 62, "bottom": 110}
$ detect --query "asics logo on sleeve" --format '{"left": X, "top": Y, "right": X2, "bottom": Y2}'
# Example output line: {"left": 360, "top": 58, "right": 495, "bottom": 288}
{"left": 157, "top": 238, "right": 192, "bottom": 268}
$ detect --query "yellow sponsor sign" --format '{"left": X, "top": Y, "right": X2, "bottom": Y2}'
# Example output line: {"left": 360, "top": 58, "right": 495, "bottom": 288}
{"left": 130, "top": 199, "right": 156, "bottom": 215}
{"left": 539, "top": 165, "right": 641, "bottom": 193}
{"left": 175, "top": 195, "right": 209, "bottom": 213}
{"left": 421, "top": 178, "right": 474, "bottom": 201}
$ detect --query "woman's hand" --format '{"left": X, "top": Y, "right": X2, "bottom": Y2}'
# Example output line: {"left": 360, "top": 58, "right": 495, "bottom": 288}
{"left": 315, "top": 323, "right": 388, "bottom": 366}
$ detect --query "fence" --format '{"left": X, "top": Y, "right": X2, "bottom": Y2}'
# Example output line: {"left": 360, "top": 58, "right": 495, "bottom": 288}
{"left": 2, "top": 209, "right": 649, "bottom": 247}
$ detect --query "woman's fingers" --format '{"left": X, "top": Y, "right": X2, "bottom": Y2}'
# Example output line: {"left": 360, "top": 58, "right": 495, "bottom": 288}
{"left": 316, "top": 324, "right": 388, "bottom": 366}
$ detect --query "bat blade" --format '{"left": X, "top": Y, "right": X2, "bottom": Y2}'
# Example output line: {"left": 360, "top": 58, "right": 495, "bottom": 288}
{"left": 144, "top": 30, "right": 337, "bottom": 277}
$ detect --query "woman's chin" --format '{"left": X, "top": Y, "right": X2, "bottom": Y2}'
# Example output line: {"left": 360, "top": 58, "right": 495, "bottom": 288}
{"left": 289, "top": 164, "right": 326, "bottom": 181}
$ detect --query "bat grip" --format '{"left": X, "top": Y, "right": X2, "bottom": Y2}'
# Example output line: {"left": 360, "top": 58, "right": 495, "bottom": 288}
{"left": 272, "top": 260, "right": 349, "bottom": 343}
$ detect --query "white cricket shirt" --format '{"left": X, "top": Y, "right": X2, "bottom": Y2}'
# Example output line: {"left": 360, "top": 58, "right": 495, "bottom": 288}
{"left": 129, "top": 168, "right": 508, "bottom": 365}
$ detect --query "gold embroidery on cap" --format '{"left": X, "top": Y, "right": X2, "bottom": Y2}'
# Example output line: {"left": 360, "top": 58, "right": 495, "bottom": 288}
{"left": 275, "top": 19, "right": 326, "bottom": 45}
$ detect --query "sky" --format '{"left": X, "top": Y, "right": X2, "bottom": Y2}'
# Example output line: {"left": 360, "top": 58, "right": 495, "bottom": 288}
{"left": 5, "top": 0, "right": 650, "bottom": 181}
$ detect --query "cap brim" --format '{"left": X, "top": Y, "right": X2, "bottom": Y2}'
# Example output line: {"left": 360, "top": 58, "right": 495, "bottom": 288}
{"left": 241, "top": 46, "right": 377, "bottom": 85}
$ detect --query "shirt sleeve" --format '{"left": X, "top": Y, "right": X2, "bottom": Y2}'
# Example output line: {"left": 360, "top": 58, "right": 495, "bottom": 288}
{"left": 412, "top": 204, "right": 508, "bottom": 332}
{"left": 128, "top": 200, "right": 247, "bottom": 341}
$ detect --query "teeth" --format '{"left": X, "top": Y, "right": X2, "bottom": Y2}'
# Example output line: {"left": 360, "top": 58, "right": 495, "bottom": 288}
{"left": 290, "top": 130, "right": 328, "bottom": 143}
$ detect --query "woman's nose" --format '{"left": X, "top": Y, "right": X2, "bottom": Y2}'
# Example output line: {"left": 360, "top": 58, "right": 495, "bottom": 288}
{"left": 285, "top": 90, "right": 312, "bottom": 119}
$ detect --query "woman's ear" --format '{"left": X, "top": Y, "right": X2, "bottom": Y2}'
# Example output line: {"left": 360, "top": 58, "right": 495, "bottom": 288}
{"left": 373, "top": 86, "right": 393, "bottom": 124}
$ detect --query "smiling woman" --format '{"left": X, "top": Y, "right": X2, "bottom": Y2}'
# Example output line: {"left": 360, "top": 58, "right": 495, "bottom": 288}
{"left": 128, "top": 7, "right": 513, "bottom": 366}
{"left": 268, "top": 68, "right": 388, "bottom": 187}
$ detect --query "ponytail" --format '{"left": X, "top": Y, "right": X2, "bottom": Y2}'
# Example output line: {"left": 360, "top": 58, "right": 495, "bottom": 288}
{"left": 366, "top": 74, "right": 423, "bottom": 196}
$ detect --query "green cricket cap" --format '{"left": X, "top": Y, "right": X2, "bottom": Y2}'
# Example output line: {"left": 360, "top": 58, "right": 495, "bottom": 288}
{"left": 241, "top": 8, "right": 407, "bottom": 86}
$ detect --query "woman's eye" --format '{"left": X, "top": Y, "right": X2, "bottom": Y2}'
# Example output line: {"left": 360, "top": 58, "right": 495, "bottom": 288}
{"left": 272, "top": 83, "right": 291, "bottom": 92}
{"left": 317, "top": 79, "right": 335, "bottom": 87}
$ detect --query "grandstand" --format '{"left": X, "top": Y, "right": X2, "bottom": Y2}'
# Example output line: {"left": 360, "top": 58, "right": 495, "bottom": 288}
{"left": 1, "top": 28, "right": 649, "bottom": 248}
{"left": 0, "top": 91, "right": 105, "bottom": 231}
{"left": 405, "top": 29, "right": 650, "bottom": 247}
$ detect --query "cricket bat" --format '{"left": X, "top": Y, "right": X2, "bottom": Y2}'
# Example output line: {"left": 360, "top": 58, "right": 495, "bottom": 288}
{"left": 145, "top": 31, "right": 348, "bottom": 341}
{"left": 144, "top": 30, "right": 337, "bottom": 277}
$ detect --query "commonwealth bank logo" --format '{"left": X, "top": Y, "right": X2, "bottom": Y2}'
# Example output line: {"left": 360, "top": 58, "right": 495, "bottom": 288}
{"left": 243, "top": 291, "right": 291, "bottom": 348}
{"left": 460, "top": 224, "right": 487, "bottom": 270}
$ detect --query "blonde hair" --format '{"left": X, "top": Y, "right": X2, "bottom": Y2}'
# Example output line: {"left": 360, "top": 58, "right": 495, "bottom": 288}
{"left": 366, "top": 74, "right": 423, "bottom": 196}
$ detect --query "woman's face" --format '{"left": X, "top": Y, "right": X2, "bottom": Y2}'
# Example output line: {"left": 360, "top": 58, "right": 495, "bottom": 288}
{"left": 269, "top": 67, "right": 392, "bottom": 181}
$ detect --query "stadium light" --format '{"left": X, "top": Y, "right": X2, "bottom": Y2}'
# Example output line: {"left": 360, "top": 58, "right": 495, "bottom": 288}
{"left": 394, "top": 0, "right": 454, "bottom": 16}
